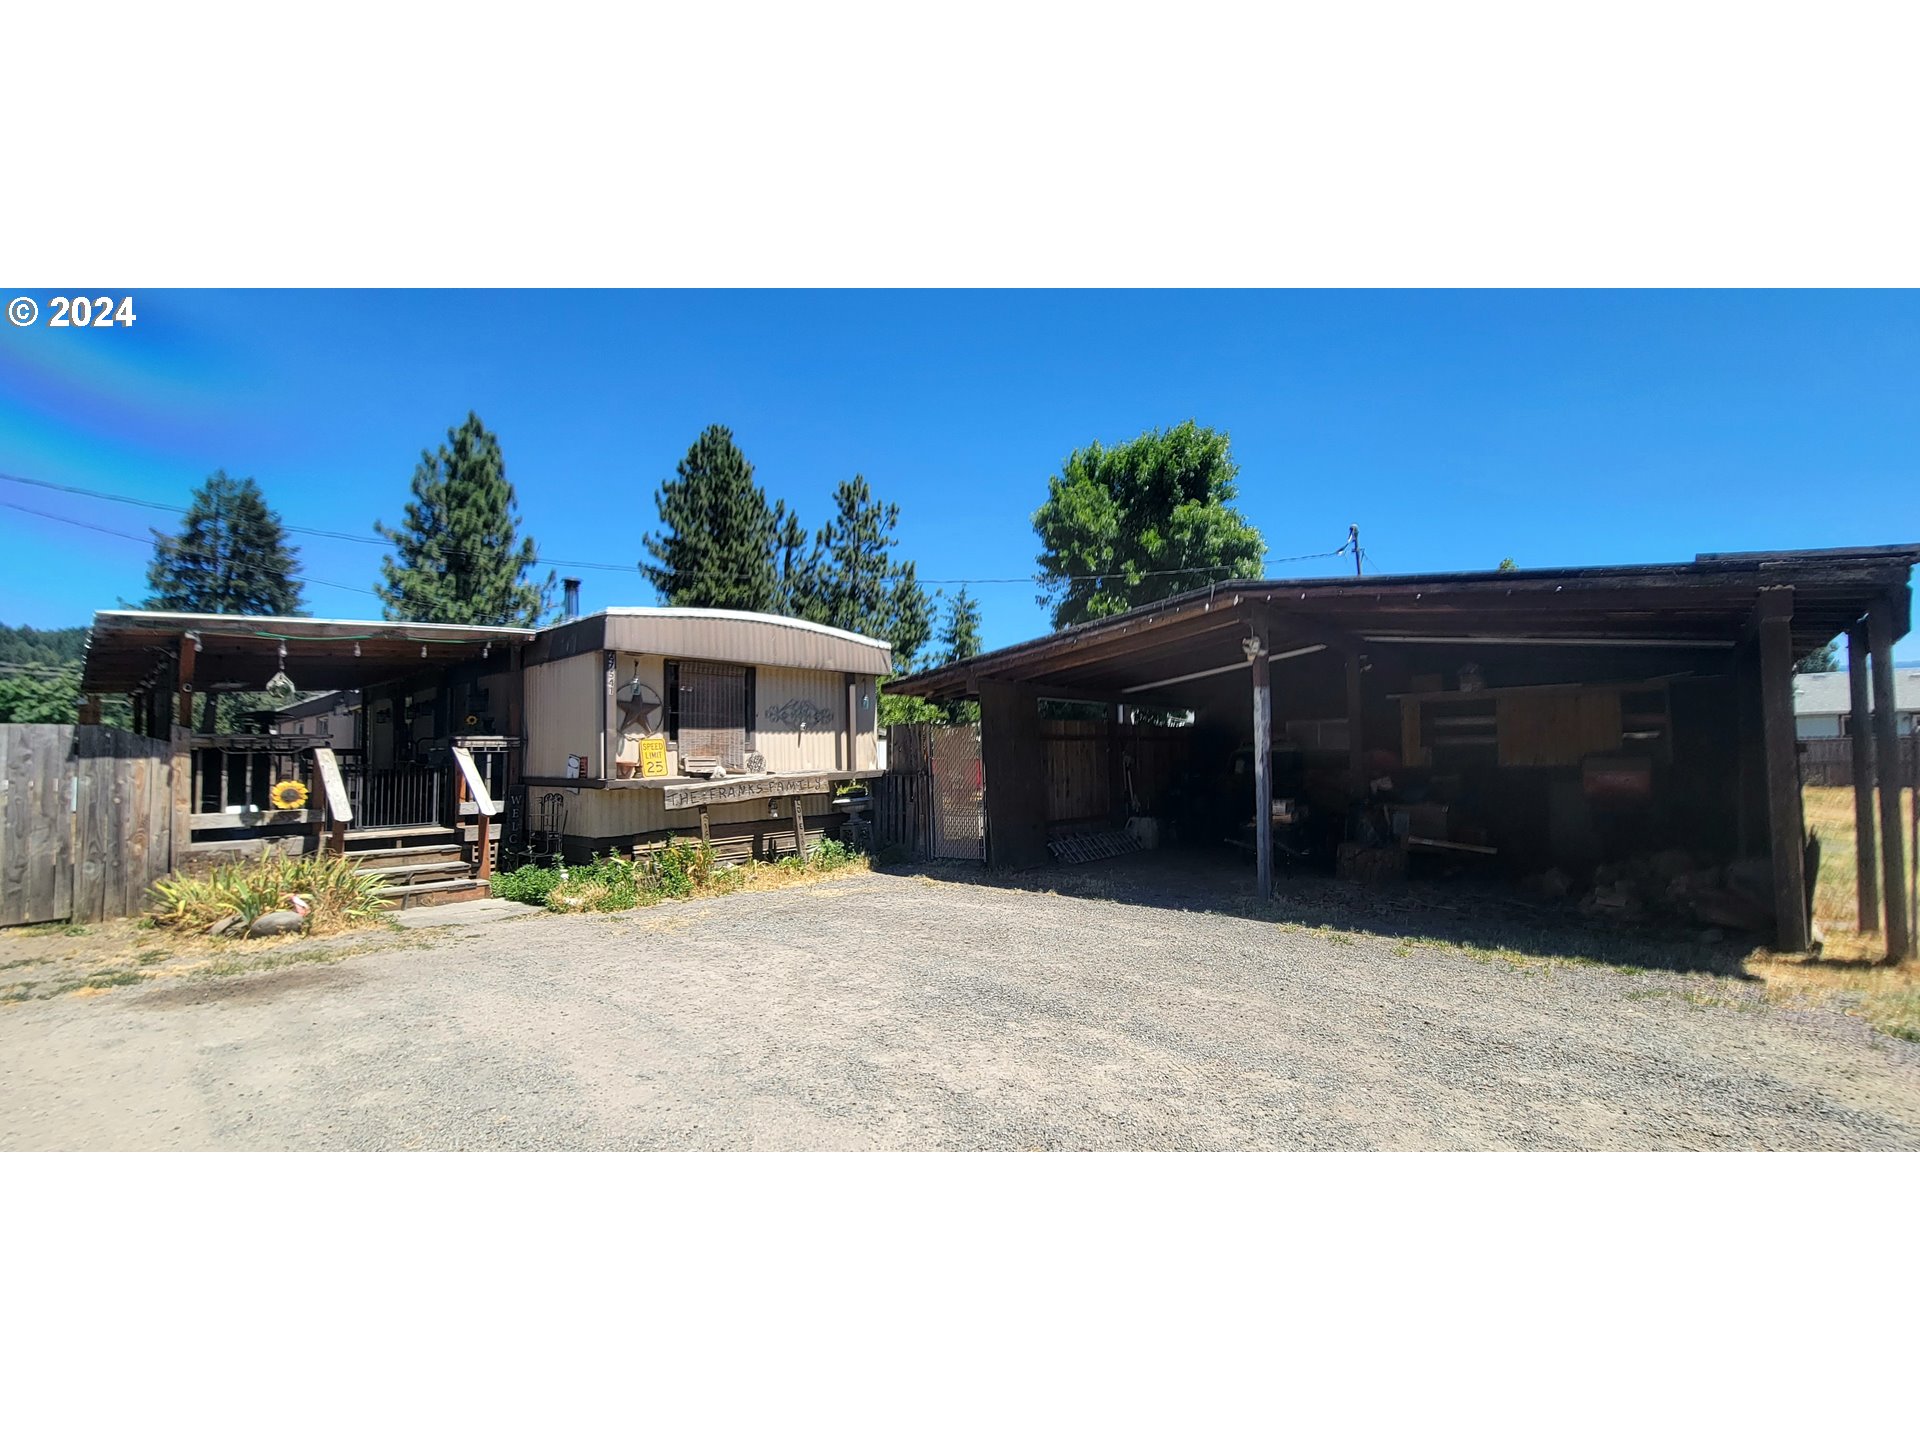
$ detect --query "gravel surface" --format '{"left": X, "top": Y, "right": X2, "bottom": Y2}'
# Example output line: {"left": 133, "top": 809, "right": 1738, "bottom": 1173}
{"left": 4, "top": 863, "right": 1918, "bottom": 1150}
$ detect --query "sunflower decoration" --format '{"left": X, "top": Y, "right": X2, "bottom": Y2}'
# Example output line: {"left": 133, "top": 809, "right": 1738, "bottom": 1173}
{"left": 270, "top": 779, "right": 310, "bottom": 811}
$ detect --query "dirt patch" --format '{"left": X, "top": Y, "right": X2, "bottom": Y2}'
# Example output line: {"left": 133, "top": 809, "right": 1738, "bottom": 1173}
{"left": 134, "top": 962, "right": 363, "bottom": 1009}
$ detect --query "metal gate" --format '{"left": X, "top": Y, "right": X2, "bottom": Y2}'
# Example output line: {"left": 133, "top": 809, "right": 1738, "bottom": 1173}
{"left": 929, "top": 724, "right": 984, "bottom": 861}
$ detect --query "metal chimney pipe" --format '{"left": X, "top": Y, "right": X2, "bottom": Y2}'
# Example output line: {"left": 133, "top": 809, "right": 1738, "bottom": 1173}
{"left": 563, "top": 577, "right": 581, "bottom": 619}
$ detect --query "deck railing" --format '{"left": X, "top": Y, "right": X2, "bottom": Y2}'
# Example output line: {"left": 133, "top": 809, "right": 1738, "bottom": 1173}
{"left": 187, "top": 735, "right": 313, "bottom": 816}
{"left": 342, "top": 763, "right": 446, "bottom": 831}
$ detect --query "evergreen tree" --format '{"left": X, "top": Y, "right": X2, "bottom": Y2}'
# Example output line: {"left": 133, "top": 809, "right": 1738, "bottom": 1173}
{"left": 640, "top": 425, "right": 780, "bottom": 610}
{"left": 1032, "top": 421, "right": 1265, "bottom": 629}
{"left": 772, "top": 503, "right": 814, "bottom": 618}
{"left": 375, "top": 412, "right": 550, "bottom": 626}
{"left": 932, "top": 586, "right": 984, "bottom": 725}
{"left": 145, "top": 471, "right": 305, "bottom": 615}
{"left": 796, "top": 475, "right": 932, "bottom": 671}
{"left": 939, "top": 586, "right": 983, "bottom": 665}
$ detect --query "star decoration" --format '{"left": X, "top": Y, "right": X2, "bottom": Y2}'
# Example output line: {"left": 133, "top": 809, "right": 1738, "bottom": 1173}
{"left": 618, "top": 682, "right": 661, "bottom": 733}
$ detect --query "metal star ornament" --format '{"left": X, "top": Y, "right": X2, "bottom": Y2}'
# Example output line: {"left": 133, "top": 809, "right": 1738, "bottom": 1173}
{"left": 617, "top": 681, "right": 662, "bottom": 733}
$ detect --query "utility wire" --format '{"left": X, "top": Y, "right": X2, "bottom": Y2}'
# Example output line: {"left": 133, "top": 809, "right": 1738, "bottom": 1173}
{"left": 0, "top": 499, "right": 377, "bottom": 597}
{"left": 1, "top": 468, "right": 1368, "bottom": 590}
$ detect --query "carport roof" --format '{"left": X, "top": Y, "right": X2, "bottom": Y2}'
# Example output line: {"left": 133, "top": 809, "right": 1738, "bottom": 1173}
{"left": 892, "top": 545, "right": 1920, "bottom": 703}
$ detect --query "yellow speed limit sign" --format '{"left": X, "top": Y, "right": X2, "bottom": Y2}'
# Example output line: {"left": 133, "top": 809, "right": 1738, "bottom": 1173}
{"left": 639, "top": 735, "right": 669, "bottom": 778}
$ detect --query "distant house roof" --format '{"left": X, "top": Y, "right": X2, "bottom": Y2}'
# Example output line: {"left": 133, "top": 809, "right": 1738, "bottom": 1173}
{"left": 1794, "top": 667, "right": 1920, "bottom": 716}
{"left": 272, "top": 689, "right": 358, "bottom": 720}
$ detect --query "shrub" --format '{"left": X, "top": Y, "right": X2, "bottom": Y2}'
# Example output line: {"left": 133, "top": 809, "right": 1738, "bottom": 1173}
{"left": 148, "top": 852, "right": 391, "bottom": 936}
{"left": 492, "top": 863, "right": 563, "bottom": 906}
{"left": 543, "top": 853, "right": 647, "bottom": 913}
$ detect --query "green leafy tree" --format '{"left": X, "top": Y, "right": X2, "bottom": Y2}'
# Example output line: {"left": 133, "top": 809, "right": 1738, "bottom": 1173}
{"left": 794, "top": 476, "right": 933, "bottom": 671}
{"left": 0, "top": 625, "right": 131, "bottom": 726}
{"left": 878, "top": 682, "right": 946, "bottom": 727}
{"left": 0, "top": 665, "right": 81, "bottom": 722}
{"left": 376, "top": 413, "right": 550, "bottom": 625}
{"left": 1497, "top": 556, "right": 1519, "bottom": 571}
{"left": 145, "top": 471, "right": 305, "bottom": 616}
{"left": 1795, "top": 639, "right": 1840, "bottom": 674}
{"left": 1032, "top": 421, "right": 1265, "bottom": 629}
{"left": 641, "top": 425, "right": 781, "bottom": 610}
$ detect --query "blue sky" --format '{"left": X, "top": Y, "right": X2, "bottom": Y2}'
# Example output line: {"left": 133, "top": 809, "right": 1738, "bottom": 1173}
{"left": 1, "top": 290, "right": 1915, "bottom": 657}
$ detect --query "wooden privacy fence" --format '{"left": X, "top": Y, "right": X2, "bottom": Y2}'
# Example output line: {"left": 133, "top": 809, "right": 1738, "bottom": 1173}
{"left": 874, "top": 724, "right": 934, "bottom": 856}
{"left": 0, "top": 725, "right": 176, "bottom": 927}
{"left": 1041, "top": 719, "right": 1192, "bottom": 835}
{"left": 1801, "top": 735, "right": 1918, "bottom": 788}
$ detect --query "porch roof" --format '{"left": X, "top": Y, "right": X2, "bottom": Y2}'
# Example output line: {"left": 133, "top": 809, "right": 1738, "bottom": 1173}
{"left": 82, "top": 611, "right": 532, "bottom": 693}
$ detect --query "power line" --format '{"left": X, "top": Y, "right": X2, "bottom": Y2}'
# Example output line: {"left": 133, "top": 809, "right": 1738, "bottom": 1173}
{"left": 0, "top": 467, "right": 1368, "bottom": 591}
{"left": 0, "top": 499, "right": 376, "bottom": 597}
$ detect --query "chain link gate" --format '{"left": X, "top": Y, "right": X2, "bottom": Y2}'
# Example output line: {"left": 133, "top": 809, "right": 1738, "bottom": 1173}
{"left": 929, "top": 724, "right": 984, "bottom": 862}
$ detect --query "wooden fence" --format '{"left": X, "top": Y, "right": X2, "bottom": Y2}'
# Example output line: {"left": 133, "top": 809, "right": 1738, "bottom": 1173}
{"left": 0, "top": 725, "right": 176, "bottom": 927}
{"left": 1801, "top": 735, "right": 1918, "bottom": 787}
{"left": 1041, "top": 719, "right": 1192, "bottom": 836}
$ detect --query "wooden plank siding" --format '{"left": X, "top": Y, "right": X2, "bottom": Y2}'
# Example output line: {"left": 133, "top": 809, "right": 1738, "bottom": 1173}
{"left": 1, "top": 725, "right": 176, "bottom": 926}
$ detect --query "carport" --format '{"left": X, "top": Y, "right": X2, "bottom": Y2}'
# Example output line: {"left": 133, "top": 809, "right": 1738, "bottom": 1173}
{"left": 890, "top": 545, "right": 1918, "bottom": 957}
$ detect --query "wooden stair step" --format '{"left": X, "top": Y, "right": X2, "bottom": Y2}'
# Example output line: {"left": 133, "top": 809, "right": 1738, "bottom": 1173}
{"left": 350, "top": 843, "right": 464, "bottom": 868}
{"left": 355, "top": 859, "right": 470, "bottom": 881}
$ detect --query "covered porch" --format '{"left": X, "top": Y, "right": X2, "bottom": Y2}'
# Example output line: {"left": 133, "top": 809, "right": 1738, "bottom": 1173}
{"left": 80, "top": 612, "right": 533, "bottom": 897}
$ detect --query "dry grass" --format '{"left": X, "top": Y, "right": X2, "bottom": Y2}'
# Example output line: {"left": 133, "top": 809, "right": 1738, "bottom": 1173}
{"left": 1804, "top": 785, "right": 1915, "bottom": 942}
{"left": 1755, "top": 786, "right": 1920, "bottom": 1041}
{"left": 0, "top": 917, "right": 409, "bottom": 1004}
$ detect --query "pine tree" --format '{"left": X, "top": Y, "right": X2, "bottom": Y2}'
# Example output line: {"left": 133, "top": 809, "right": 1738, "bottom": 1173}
{"left": 375, "top": 412, "right": 550, "bottom": 626}
{"left": 641, "top": 425, "right": 780, "bottom": 610}
{"left": 932, "top": 586, "right": 984, "bottom": 725}
{"left": 145, "top": 471, "right": 305, "bottom": 615}
{"left": 772, "top": 503, "right": 814, "bottom": 618}
{"left": 939, "top": 586, "right": 983, "bottom": 665}
{"left": 795, "top": 475, "right": 931, "bottom": 671}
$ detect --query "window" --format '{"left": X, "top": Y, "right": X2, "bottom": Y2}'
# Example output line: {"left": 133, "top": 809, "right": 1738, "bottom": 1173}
{"left": 672, "top": 661, "right": 751, "bottom": 773}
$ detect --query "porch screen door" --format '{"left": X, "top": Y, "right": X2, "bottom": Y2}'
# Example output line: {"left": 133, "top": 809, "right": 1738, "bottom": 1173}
{"left": 677, "top": 662, "right": 748, "bottom": 772}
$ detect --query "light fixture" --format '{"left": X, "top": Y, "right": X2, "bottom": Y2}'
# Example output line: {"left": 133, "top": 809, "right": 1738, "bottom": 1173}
{"left": 353, "top": 642, "right": 361, "bottom": 658}
{"left": 421, "top": 645, "right": 428, "bottom": 658}
{"left": 187, "top": 630, "right": 202, "bottom": 654}
{"left": 263, "top": 641, "right": 296, "bottom": 702}
{"left": 482, "top": 642, "right": 490, "bottom": 658}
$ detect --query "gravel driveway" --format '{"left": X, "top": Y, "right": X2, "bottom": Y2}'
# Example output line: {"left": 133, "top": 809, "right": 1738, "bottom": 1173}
{"left": 4, "top": 865, "right": 1918, "bottom": 1150}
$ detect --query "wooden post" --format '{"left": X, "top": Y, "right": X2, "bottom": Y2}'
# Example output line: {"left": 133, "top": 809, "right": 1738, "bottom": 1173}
{"left": 598, "top": 651, "right": 617, "bottom": 781}
{"left": 1846, "top": 622, "right": 1879, "bottom": 933}
{"left": 1868, "top": 597, "right": 1909, "bottom": 959}
{"left": 792, "top": 796, "right": 808, "bottom": 858}
{"left": 475, "top": 809, "right": 493, "bottom": 881}
{"left": 1757, "top": 589, "right": 1809, "bottom": 952}
{"left": 176, "top": 640, "right": 195, "bottom": 728}
{"left": 698, "top": 804, "right": 711, "bottom": 848}
{"left": 1251, "top": 631, "right": 1273, "bottom": 900}
{"left": 843, "top": 671, "right": 857, "bottom": 772}
{"left": 1346, "top": 651, "right": 1366, "bottom": 799}
{"left": 78, "top": 695, "right": 101, "bottom": 725}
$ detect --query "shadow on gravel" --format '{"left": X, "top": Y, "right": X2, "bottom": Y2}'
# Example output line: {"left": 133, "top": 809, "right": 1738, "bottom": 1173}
{"left": 885, "top": 848, "right": 1757, "bottom": 979}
